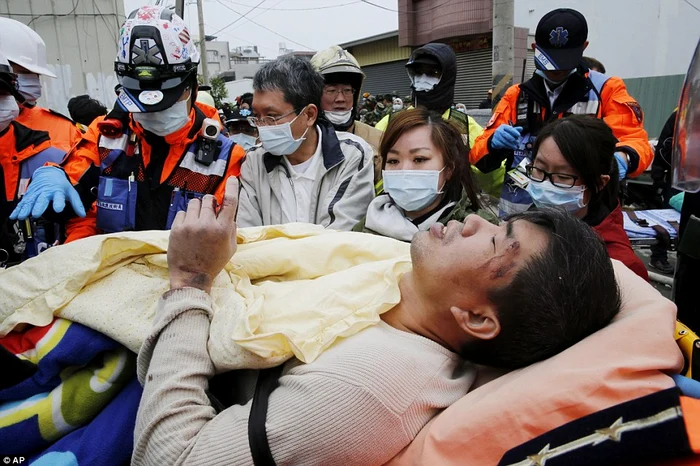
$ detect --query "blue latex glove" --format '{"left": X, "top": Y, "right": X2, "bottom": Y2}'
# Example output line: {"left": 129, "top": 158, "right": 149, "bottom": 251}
{"left": 673, "top": 373, "right": 700, "bottom": 399}
{"left": 10, "top": 166, "right": 86, "bottom": 220}
{"left": 614, "top": 151, "right": 628, "bottom": 180}
{"left": 491, "top": 125, "right": 523, "bottom": 150}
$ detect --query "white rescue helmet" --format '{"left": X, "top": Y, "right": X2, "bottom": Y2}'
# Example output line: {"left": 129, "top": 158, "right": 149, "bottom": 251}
{"left": 196, "top": 90, "right": 216, "bottom": 109}
{"left": 115, "top": 6, "right": 200, "bottom": 113}
{"left": 0, "top": 17, "right": 56, "bottom": 78}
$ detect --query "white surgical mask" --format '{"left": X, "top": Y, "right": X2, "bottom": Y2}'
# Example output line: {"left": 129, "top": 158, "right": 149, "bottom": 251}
{"left": 230, "top": 132, "right": 258, "bottom": 151}
{"left": 0, "top": 95, "right": 20, "bottom": 132}
{"left": 133, "top": 99, "right": 190, "bottom": 136}
{"left": 526, "top": 180, "right": 587, "bottom": 213}
{"left": 324, "top": 108, "right": 353, "bottom": 126}
{"left": 257, "top": 110, "right": 309, "bottom": 156}
{"left": 17, "top": 74, "right": 42, "bottom": 103}
{"left": 392, "top": 103, "right": 403, "bottom": 111}
{"left": 383, "top": 168, "right": 445, "bottom": 212}
{"left": 412, "top": 74, "right": 440, "bottom": 92}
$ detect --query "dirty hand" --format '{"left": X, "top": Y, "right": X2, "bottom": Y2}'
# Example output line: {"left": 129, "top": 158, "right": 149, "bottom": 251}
{"left": 168, "top": 177, "right": 239, "bottom": 293}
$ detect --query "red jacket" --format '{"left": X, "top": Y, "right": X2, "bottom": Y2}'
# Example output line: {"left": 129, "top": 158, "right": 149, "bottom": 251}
{"left": 592, "top": 204, "right": 649, "bottom": 281}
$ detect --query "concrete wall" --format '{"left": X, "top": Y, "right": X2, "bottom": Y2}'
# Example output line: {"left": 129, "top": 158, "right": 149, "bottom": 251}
{"left": 231, "top": 62, "right": 264, "bottom": 81}
{"left": 224, "top": 78, "right": 253, "bottom": 104}
{"left": 513, "top": 27, "right": 529, "bottom": 84}
{"left": 514, "top": 0, "right": 699, "bottom": 79}
{"left": 1, "top": 0, "right": 126, "bottom": 116}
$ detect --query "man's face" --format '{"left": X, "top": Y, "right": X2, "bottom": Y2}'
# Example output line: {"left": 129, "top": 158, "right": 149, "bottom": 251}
{"left": 410, "top": 216, "right": 550, "bottom": 310}
{"left": 252, "top": 88, "right": 312, "bottom": 140}
{"left": 543, "top": 69, "right": 573, "bottom": 83}
{"left": 227, "top": 120, "right": 256, "bottom": 137}
{"left": 321, "top": 83, "right": 354, "bottom": 112}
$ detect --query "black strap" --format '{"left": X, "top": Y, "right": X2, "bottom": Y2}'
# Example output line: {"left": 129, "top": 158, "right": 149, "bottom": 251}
{"left": 248, "top": 365, "right": 285, "bottom": 466}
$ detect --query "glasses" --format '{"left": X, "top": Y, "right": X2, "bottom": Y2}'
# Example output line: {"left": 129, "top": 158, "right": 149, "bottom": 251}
{"left": 525, "top": 165, "right": 579, "bottom": 188}
{"left": 323, "top": 87, "right": 355, "bottom": 98}
{"left": 247, "top": 107, "right": 302, "bottom": 128}
{"left": 407, "top": 66, "right": 442, "bottom": 79}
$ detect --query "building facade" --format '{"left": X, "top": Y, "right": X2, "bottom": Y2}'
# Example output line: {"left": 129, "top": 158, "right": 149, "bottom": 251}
{"left": 0, "top": 0, "right": 126, "bottom": 116}
{"left": 202, "top": 40, "right": 231, "bottom": 77}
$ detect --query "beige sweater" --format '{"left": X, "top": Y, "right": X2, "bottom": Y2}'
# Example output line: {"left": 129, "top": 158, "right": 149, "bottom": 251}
{"left": 133, "top": 288, "right": 475, "bottom": 465}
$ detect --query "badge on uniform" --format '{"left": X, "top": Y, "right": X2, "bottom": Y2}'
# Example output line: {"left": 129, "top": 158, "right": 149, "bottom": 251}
{"left": 625, "top": 102, "right": 644, "bottom": 124}
{"left": 507, "top": 158, "right": 531, "bottom": 189}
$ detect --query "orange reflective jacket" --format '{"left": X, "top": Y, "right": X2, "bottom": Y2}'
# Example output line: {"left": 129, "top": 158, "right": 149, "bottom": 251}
{"left": 470, "top": 72, "right": 653, "bottom": 178}
{"left": 0, "top": 122, "right": 66, "bottom": 203}
{"left": 16, "top": 104, "right": 82, "bottom": 153}
{"left": 62, "top": 103, "right": 244, "bottom": 242}
{"left": 1, "top": 122, "right": 67, "bottom": 265}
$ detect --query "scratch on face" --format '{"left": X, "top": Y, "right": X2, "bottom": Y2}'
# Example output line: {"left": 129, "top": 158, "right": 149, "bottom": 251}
{"left": 486, "top": 241, "right": 521, "bottom": 280}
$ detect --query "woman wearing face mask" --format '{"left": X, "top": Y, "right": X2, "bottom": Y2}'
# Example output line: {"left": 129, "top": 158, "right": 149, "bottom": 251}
{"left": 525, "top": 115, "right": 648, "bottom": 280}
{"left": 353, "top": 108, "right": 497, "bottom": 241}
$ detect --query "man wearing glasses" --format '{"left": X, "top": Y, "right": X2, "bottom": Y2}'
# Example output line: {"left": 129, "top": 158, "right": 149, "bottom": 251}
{"left": 237, "top": 55, "right": 375, "bottom": 230}
{"left": 311, "top": 46, "right": 384, "bottom": 191}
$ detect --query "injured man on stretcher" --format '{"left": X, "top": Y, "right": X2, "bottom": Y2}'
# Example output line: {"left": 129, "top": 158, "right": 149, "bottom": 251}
{"left": 0, "top": 178, "right": 623, "bottom": 465}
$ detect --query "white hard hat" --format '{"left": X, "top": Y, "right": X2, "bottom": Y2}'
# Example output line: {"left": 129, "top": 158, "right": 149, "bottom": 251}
{"left": 196, "top": 90, "right": 215, "bottom": 108}
{"left": 114, "top": 6, "right": 200, "bottom": 113}
{"left": 0, "top": 17, "right": 56, "bottom": 78}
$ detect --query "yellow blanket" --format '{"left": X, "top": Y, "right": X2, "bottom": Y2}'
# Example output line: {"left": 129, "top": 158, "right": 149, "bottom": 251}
{"left": 0, "top": 224, "right": 412, "bottom": 371}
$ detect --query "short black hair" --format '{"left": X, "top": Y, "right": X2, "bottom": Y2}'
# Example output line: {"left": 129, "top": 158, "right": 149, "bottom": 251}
{"left": 582, "top": 56, "right": 606, "bottom": 74}
{"left": 253, "top": 55, "right": 324, "bottom": 114}
{"left": 239, "top": 92, "right": 253, "bottom": 107}
{"left": 532, "top": 115, "right": 620, "bottom": 213}
{"left": 460, "top": 208, "right": 621, "bottom": 368}
{"left": 67, "top": 95, "right": 107, "bottom": 126}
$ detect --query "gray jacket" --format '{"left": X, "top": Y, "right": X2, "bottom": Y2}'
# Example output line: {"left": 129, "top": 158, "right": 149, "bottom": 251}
{"left": 238, "top": 122, "right": 375, "bottom": 231}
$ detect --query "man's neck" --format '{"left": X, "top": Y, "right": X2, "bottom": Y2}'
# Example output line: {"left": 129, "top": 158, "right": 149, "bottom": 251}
{"left": 286, "top": 125, "right": 319, "bottom": 166}
{"left": 380, "top": 272, "right": 458, "bottom": 352}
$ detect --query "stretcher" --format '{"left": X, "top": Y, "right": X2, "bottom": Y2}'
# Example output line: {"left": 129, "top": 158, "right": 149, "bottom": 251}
{"left": 624, "top": 208, "right": 680, "bottom": 247}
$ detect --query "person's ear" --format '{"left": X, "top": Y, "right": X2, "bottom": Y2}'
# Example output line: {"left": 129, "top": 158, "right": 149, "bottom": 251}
{"left": 305, "top": 104, "right": 318, "bottom": 127}
{"left": 583, "top": 40, "right": 590, "bottom": 51}
{"left": 531, "top": 42, "right": 537, "bottom": 51}
{"left": 450, "top": 306, "right": 501, "bottom": 341}
{"left": 599, "top": 174, "right": 610, "bottom": 191}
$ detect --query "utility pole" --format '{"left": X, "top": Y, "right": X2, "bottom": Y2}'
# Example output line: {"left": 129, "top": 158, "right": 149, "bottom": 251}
{"left": 197, "top": 0, "right": 209, "bottom": 85}
{"left": 492, "top": 0, "right": 514, "bottom": 108}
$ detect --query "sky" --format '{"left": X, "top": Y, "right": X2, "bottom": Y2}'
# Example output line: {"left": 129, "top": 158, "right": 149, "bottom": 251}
{"left": 123, "top": 0, "right": 398, "bottom": 58}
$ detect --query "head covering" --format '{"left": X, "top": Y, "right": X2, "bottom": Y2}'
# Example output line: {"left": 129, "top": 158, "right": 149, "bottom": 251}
{"left": 196, "top": 90, "right": 215, "bottom": 108}
{"left": 311, "top": 45, "right": 364, "bottom": 131}
{"left": 114, "top": 6, "right": 200, "bottom": 113}
{"left": 67, "top": 95, "right": 108, "bottom": 126}
{"left": 534, "top": 8, "right": 588, "bottom": 71}
{"left": 406, "top": 43, "right": 457, "bottom": 114}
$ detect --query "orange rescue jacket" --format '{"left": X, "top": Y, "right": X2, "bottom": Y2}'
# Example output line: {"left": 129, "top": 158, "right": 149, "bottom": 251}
{"left": 16, "top": 104, "right": 82, "bottom": 153}
{"left": 470, "top": 71, "right": 653, "bottom": 178}
{"left": 63, "top": 103, "right": 244, "bottom": 242}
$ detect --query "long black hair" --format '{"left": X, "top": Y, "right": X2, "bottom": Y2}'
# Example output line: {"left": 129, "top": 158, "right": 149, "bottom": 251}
{"left": 532, "top": 115, "right": 620, "bottom": 212}
{"left": 381, "top": 107, "right": 481, "bottom": 210}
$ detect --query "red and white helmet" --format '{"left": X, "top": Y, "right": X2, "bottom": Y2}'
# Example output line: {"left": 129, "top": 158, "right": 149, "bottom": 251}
{"left": 114, "top": 6, "right": 200, "bottom": 113}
